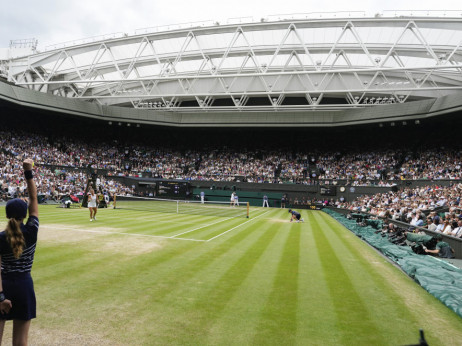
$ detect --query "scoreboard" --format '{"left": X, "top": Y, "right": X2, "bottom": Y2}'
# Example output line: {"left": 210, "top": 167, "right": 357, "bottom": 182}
{"left": 320, "top": 186, "right": 336, "bottom": 196}
{"left": 157, "top": 181, "right": 190, "bottom": 197}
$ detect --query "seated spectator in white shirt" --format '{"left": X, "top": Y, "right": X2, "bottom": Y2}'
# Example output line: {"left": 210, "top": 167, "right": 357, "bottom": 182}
{"left": 442, "top": 220, "right": 453, "bottom": 235}
{"left": 426, "top": 218, "right": 437, "bottom": 232}
{"left": 450, "top": 220, "right": 462, "bottom": 238}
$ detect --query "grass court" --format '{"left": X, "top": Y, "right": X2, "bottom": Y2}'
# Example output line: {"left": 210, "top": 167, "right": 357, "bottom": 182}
{"left": 1, "top": 204, "right": 461, "bottom": 345}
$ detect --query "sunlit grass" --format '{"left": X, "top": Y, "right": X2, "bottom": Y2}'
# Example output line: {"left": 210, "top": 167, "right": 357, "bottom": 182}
{"left": 0, "top": 204, "right": 460, "bottom": 345}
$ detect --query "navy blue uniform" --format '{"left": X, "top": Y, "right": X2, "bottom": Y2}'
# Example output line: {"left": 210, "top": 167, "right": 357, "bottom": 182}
{"left": 0, "top": 216, "right": 39, "bottom": 320}
{"left": 291, "top": 210, "right": 301, "bottom": 221}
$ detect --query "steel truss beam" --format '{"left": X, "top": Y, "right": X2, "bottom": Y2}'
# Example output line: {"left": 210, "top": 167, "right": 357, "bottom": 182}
{"left": 4, "top": 17, "right": 462, "bottom": 111}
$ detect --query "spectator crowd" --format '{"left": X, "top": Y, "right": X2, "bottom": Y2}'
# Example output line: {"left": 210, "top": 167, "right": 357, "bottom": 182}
{"left": 3, "top": 130, "right": 462, "bottom": 185}
{"left": 335, "top": 184, "right": 462, "bottom": 238}
{"left": 1, "top": 128, "right": 462, "bottom": 234}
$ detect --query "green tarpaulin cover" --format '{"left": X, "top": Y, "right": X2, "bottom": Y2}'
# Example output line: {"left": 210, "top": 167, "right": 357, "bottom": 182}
{"left": 324, "top": 209, "right": 462, "bottom": 318}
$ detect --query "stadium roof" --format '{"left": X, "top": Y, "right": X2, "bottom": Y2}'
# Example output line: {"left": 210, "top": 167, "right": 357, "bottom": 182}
{"left": 1, "top": 12, "right": 462, "bottom": 127}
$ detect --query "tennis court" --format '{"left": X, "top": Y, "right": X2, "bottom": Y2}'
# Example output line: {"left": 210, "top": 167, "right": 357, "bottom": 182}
{"left": 1, "top": 203, "right": 461, "bottom": 345}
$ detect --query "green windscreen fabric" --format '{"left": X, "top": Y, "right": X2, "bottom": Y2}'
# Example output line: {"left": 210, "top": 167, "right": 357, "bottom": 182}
{"left": 324, "top": 209, "right": 462, "bottom": 318}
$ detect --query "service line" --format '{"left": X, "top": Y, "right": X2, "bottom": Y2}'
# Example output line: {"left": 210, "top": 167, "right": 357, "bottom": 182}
{"left": 43, "top": 224, "right": 206, "bottom": 242}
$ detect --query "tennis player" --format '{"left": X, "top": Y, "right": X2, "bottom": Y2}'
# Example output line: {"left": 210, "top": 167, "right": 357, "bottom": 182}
{"left": 87, "top": 188, "right": 98, "bottom": 221}
{"left": 0, "top": 158, "right": 38, "bottom": 345}
{"left": 288, "top": 209, "right": 304, "bottom": 223}
{"left": 230, "top": 192, "right": 235, "bottom": 206}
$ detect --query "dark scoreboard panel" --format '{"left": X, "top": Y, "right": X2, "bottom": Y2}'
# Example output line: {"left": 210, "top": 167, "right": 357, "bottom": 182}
{"left": 320, "top": 186, "right": 336, "bottom": 196}
{"left": 157, "top": 181, "right": 190, "bottom": 197}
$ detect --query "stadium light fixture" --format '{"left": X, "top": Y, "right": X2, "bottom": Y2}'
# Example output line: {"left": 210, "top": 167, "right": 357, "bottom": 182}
{"left": 390, "top": 122, "right": 395, "bottom": 126}
{"left": 415, "top": 120, "right": 420, "bottom": 124}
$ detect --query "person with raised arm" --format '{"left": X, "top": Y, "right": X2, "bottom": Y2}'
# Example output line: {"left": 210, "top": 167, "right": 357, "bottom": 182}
{"left": 0, "top": 159, "right": 39, "bottom": 346}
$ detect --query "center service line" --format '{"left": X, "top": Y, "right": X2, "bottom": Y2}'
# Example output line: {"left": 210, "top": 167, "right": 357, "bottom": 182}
{"left": 206, "top": 210, "right": 271, "bottom": 242}
{"left": 170, "top": 216, "right": 235, "bottom": 238}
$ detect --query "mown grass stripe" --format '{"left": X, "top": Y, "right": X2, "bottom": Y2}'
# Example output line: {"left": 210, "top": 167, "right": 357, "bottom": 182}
{"left": 310, "top": 212, "right": 384, "bottom": 345}
{"left": 1, "top": 205, "right": 461, "bottom": 345}
{"left": 251, "top": 209, "right": 301, "bottom": 345}
{"left": 206, "top": 210, "right": 271, "bottom": 241}
{"left": 109, "top": 214, "right": 273, "bottom": 343}
{"left": 172, "top": 218, "right": 246, "bottom": 240}
{"left": 41, "top": 224, "right": 205, "bottom": 242}
{"left": 319, "top": 212, "right": 462, "bottom": 345}
{"left": 194, "top": 219, "right": 281, "bottom": 345}
{"left": 295, "top": 210, "right": 343, "bottom": 344}
{"left": 90, "top": 210, "right": 260, "bottom": 300}
{"left": 170, "top": 216, "right": 235, "bottom": 237}
{"left": 204, "top": 215, "right": 291, "bottom": 344}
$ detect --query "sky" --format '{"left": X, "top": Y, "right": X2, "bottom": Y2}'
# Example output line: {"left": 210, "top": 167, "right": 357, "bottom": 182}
{"left": 1, "top": 0, "right": 461, "bottom": 49}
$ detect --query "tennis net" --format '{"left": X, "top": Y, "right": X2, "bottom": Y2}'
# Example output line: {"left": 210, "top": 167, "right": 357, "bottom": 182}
{"left": 114, "top": 196, "right": 250, "bottom": 218}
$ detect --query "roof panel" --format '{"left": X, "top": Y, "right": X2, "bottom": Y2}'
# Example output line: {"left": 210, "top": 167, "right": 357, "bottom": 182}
{"left": 5, "top": 17, "right": 462, "bottom": 110}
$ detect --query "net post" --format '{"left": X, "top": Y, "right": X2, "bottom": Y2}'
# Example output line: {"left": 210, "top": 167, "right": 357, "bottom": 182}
{"left": 246, "top": 202, "right": 250, "bottom": 218}
{"left": 177, "top": 200, "right": 179, "bottom": 214}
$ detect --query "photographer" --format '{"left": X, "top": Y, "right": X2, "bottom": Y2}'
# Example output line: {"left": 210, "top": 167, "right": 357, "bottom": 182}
{"left": 424, "top": 234, "right": 455, "bottom": 259}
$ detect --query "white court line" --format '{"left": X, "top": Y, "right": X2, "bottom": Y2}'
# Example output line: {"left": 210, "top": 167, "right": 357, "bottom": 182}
{"left": 206, "top": 210, "right": 271, "bottom": 242}
{"left": 170, "top": 216, "right": 234, "bottom": 238}
{"left": 43, "top": 225, "right": 205, "bottom": 242}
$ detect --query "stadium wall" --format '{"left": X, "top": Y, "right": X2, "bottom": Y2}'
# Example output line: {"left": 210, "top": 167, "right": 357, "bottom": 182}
{"left": 110, "top": 176, "right": 460, "bottom": 204}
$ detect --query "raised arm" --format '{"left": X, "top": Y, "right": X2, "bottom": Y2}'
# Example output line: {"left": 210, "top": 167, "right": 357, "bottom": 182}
{"left": 23, "top": 159, "right": 38, "bottom": 218}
